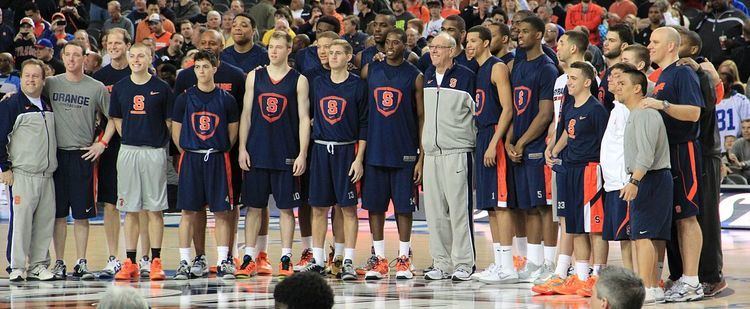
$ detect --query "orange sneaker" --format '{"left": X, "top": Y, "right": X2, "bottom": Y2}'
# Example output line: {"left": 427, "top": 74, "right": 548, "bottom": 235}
{"left": 115, "top": 260, "right": 139, "bottom": 281}
{"left": 294, "top": 248, "right": 313, "bottom": 272}
{"left": 255, "top": 251, "right": 272, "bottom": 275}
{"left": 236, "top": 254, "right": 257, "bottom": 278}
{"left": 209, "top": 265, "right": 217, "bottom": 273}
{"left": 552, "top": 275, "right": 586, "bottom": 295}
{"left": 356, "top": 255, "right": 378, "bottom": 276}
{"left": 532, "top": 276, "right": 565, "bottom": 295}
{"left": 576, "top": 276, "right": 598, "bottom": 297}
{"left": 149, "top": 258, "right": 166, "bottom": 281}
{"left": 513, "top": 256, "right": 527, "bottom": 272}
{"left": 365, "top": 256, "right": 389, "bottom": 280}
{"left": 395, "top": 256, "right": 414, "bottom": 279}
{"left": 278, "top": 255, "right": 293, "bottom": 277}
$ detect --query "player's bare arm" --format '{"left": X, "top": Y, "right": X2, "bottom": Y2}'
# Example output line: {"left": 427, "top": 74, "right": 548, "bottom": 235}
{"left": 640, "top": 97, "right": 701, "bottom": 122}
{"left": 238, "top": 70, "right": 256, "bottom": 171}
{"left": 485, "top": 62, "right": 513, "bottom": 167}
{"left": 295, "top": 75, "right": 312, "bottom": 176}
{"left": 414, "top": 73, "right": 425, "bottom": 184}
{"left": 515, "top": 98, "right": 553, "bottom": 157}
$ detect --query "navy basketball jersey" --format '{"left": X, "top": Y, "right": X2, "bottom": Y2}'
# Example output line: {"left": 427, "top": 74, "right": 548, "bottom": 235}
{"left": 652, "top": 63, "right": 705, "bottom": 144}
{"left": 247, "top": 68, "right": 302, "bottom": 171}
{"left": 510, "top": 54, "right": 558, "bottom": 154}
{"left": 365, "top": 61, "right": 421, "bottom": 168}
{"left": 597, "top": 68, "right": 615, "bottom": 112}
{"left": 109, "top": 76, "right": 174, "bottom": 147}
{"left": 560, "top": 96, "right": 609, "bottom": 166}
{"left": 92, "top": 65, "right": 131, "bottom": 93}
{"left": 172, "top": 86, "right": 239, "bottom": 152}
{"left": 311, "top": 73, "right": 368, "bottom": 142}
{"left": 475, "top": 56, "right": 503, "bottom": 128}
{"left": 294, "top": 46, "right": 321, "bottom": 75}
{"left": 220, "top": 44, "right": 270, "bottom": 73}
{"left": 499, "top": 52, "right": 515, "bottom": 65}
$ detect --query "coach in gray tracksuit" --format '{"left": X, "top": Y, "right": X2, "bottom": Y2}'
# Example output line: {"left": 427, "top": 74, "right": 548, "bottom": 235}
{"left": 421, "top": 33, "right": 477, "bottom": 281}
{"left": 0, "top": 59, "right": 58, "bottom": 281}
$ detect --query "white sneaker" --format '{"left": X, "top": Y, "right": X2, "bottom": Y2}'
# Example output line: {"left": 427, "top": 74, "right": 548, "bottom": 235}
{"left": 139, "top": 256, "right": 151, "bottom": 278}
{"left": 27, "top": 265, "right": 54, "bottom": 281}
{"left": 100, "top": 256, "right": 121, "bottom": 279}
{"left": 653, "top": 287, "right": 666, "bottom": 303}
{"left": 518, "top": 262, "right": 542, "bottom": 283}
{"left": 478, "top": 267, "right": 519, "bottom": 284}
{"left": 532, "top": 263, "right": 556, "bottom": 285}
{"left": 666, "top": 279, "right": 704, "bottom": 302}
{"left": 471, "top": 263, "right": 497, "bottom": 281}
{"left": 424, "top": 267, "right": 450, "bottom": 280}
{"left": 9, "top": 269, "right": 24, "bottom": 282}
{"left": 451, "top": 264, "right": 472, "bottom": 281}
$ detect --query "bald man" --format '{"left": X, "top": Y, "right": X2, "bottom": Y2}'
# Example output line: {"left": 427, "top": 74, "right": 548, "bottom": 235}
{"left": 642, "top": 27, "right": 705, "bottom": 302}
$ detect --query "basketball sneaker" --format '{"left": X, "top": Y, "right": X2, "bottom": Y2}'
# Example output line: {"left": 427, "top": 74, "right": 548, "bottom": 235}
{"left": 27, "top": 264, "right": 54, "bottom": 281}
{"left": 218, "top": 259, "right": 236, "bottom": 280}
{"left": 330, "top": 255, "right": 344, "bottom": 278}
{"left": 703, "top": 279, "right": 728, "bottom": 297}
{"left": 115, "top": 259, "right": 139, "bottom": 281}
{"left": 294, "top": 248, "right": 313, "bottom": 272}
{"left": 451, "top": 264, "right": 473, "bottom": 281}
{"left": 395, "top": 256, "right": 413, "bottom": 279}
{"left": 149, "top": 258, "right": 166, "bottom": 281}
{"left": 644, "top": 287, "right": 666, "bottom": 305}
{"left": 100, "top": 256, "right": 121, "bottom": 279}
{"left": 471, "top": 263, "right": 498, "bottom": 281}
{"left": 665, "top": 279, "right": 704, "bottom": 302}
{"left": 52, "top": 260, "right": 67, "bottom": 280}
{"left": 73, "top": 259, "right": 95, "bottom": 280}
{"left": 356, "top": 254, "right": 378, "bottom": 276}
{"left": 533, "top": 263, "right": 557, "bottom": 285}
{"left": 513, "top": 256, "right": 527, "bottom": 271}
{"left": 9, "top": 269, "right": 24, "bottom": 282}
{"left": 278, "top": 255, "right": 293, "bottom": 277}
{"left": 190, "top": 255, "right": 209, "bottom": 278}
{"left": 236, "top": 255, "right": 257, "bottom": 278}
{"left": 478, "top": 267, "right": 519, "bottom": 284}
{"left": 364, "top": 256, "right": 389, "bottom": 280}
{"left": 174, "top": 260, "right": 190, "bottom": 280}
{"left": 424, "top": 267, "right": 450, "bottom": 280}
{"left": 139, "top": 256, "right": 151, "bottom": 278}
{"left": 531, "top": 276, "right": 565, "bottom": 295}
{"left": 518, "top": 262, "right": 542, "bottom": 283}
{"left": 255, "top": 252, "right": 272, "bottom": 275}
{"left": 341, "top": 259, "right": 357, "bottom": 281}
{"left": 300, "top": 258, "right": 326, "bottom": 276}
{"left": 552, "top": 275, "right": 586, "bottom": 295}
{"left": 575, "top": 275, "right": 597, "bottom": 297}
{"left": 324, "top": 245, "right": 335, "bottom": 273}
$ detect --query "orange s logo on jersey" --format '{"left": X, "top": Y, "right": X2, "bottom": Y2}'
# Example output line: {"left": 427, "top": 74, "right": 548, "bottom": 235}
{"left": 653, "top": 82, "right": 665, "bottom": 96}
{"left": 449, "top": 78, "right": 457, "bottom": 88}
{"left": 191, "top": 111, "right": 221, "bottom": 141}
{"left": 320, "top": 96, "right": 347, "bottom": 125}
{"left": 374, "top": 87, "right": 403, "bottom": 117}
{"left": 131, "top": 95, "right": 146, "bottom": 115}
{"left": 258, "top": 93, "right": 288, "bottom": 123}
{"left": 475, "top": 89, "right": 486, "bottom": 116}
{"left": 567, "top": 118, "right": 577, "bottom": 139}
{"left": 513, "top": 86, "right": 532, "bottom": 115}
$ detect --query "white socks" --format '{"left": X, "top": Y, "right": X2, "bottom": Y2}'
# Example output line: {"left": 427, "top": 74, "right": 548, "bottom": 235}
{"left": 575, "top": 261, "right": 590, "bottom": 280}
{"left": 281, "top": 248, "right": 292, "bottom": 257}
{"left": 312, "top": 247, "right": 325, "bottom": 266}
{"left": 514, "top": 236, "right": 527, "bottom": 256}
{"left": 528, "top": 243, "right": 543, "bottom": 266}
{"left": 500, "top": 246, "right": 513, "bottom": 271}
{"left": 682, "top": 275, "right": 699, "bottom": 286}
{"left": 344, "top": 248, "right": 355, "bottom": 262}
{"left": 373, "top": 240, "right": 385, "bottom": 257}
{"left": 492, "top": 243, "right": 502, "bottom": 266}
{"left": 334, "top": 243, "right": 345, "bottom": 257}
{"left": 555, "top": 254, "right": 571, "bottom": 278}
{"left": 217, "top": 246, "right": 229, "bottom": 266}
{"left": 256, "top": 235, "right": 268, "bottom": 253}
{"left": 179, "top": 248, "right": 191, "bottom": 263}
{"left": 301, "top": 236, "right": 312, "bottom": 250}
{"left": 245, "top": 246, "right": 257, "bottom": 258}
{"left": 593, "top": 264, "right": 605, "bottom": 276}
{"left": 399, "top": 241, "right": 410, "bottom": 258}
{"left": 543, "top": 246, "right": 556, "bottom": 266}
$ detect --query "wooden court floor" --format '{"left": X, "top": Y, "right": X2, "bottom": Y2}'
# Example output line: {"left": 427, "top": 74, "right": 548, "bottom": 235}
{"left": 0, "top": 219, "right": 749, "bottom": 308}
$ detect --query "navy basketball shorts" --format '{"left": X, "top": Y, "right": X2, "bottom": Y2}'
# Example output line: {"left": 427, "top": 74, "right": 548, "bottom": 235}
{"left": 361, "top": 164, "right": 418, "bottom": 214}
{"left": 560, "top": 163, "right": 604, "bottom": 234}
{"left": 669, "top": 141, "right": 703, "bottom": 220}
{"left": 554, "top": 167, "right": 566, "bottom": 217}
{"left": 95, "top": 136, "right": 120, "bottom": 205}
{"left": 630, "top": 169, "right": 673, "bottom": 241}
{"left": 602, "top": 190, "right": 630, "bottom": 241}
{"left": 309, "top": 143, "right": 359, "bottom": 207}
{"left": 54, "top": 149, "right": 96, "bottom": 220}
{"left": 242, "top": 166, "right": 302, "bottom": 210}
{"left": 512, "top": 157, "right": 549, "bottom": 210}
{"left": 228, "top": 146, "right": 243, "bottom": 206}
{"left": 177, "top": 151, "right": 235, "bottom": 213}
{"left": 475, "top": 127, "right": 515, "bottom": 210}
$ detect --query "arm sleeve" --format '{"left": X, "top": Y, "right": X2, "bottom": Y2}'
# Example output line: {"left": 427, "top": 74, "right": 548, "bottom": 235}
{"left": 539, "top": 64, "right": 558, "bottom": 101}
{"left": 357, "top": 80, "right": 368, "bottom": 140}
{"left": 171, "top": 93, "right": 186, "bottom": 123}
{"left": 108, "top": 86, "right": 122, "bottom": 118}
{"left": 0, "top": 97, "right": 17, "bottom": 171}
{"left": 631, "top": 111, "right": 661, "bottom": 172}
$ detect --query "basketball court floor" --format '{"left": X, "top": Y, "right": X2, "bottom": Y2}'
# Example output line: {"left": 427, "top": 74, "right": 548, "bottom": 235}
{"left": 1, "top": 216, "right": 748, "bottom": 308}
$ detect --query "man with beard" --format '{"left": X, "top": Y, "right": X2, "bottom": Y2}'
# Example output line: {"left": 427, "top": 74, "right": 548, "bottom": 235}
{"left": 355, "top": 13, "right": 418, "bottom": 71}
{"left": 220, "top": 14, "right": 269, "bottom": 73}
{"left": 600, "top": 24, "right": 633, "bottom": 112}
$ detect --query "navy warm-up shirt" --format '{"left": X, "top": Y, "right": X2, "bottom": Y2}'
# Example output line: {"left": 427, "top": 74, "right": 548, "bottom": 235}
{"left": 652, "top": 62, "right": 705, "bottom": 144}
{"left": 311, "top": 73, "right": 368, "bottom": 142}
{"left": 174, "top": 62, "right": 247, "bottom": 109}
{"left": 474, "top": 56, "right": 504, "bottom": 129}
{"left": 109, "top": 76, "right": 173, "bottom": 147}
{"left": 510, "top": 54, "right": 558, "bottom": 155}
{"left": 294, "top": 46, "right": 321, "bottom": 75}
{"left": 220, "top": 45, "right": 270, "bottom": 73}
{"left": 597, "top": 68, "right": 615, "bottom": 112}
{"left": 172, "top": 86, "right": 239, "bottom": 152}
{"left": 560, "top": 96, "right": 609, "bottom": 166}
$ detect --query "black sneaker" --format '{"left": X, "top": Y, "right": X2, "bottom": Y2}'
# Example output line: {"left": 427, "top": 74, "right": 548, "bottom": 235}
{"left": 174, "top": 260, "right": 190, "bottom": 280}
{"left": 52, "top": 260, "right": 67, "bottom": 280}
{"left": 73, "top": 259, "right": 95, "bottom": 280}
{"left": 341, "top": 259, "right": 357, "bottom": 281}
{"left": 300, "top": 258, "right": 326, "bottom": 276}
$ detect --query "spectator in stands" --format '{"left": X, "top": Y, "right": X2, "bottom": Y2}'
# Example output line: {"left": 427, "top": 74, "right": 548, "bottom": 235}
{"left": 407, "top": 0, "right": 430, "bottom": 23}
{"left": 147, "top": 14, "right": 173, "bottom": 50}
{"left": 728, "top": 22, "right": 750, "bottom": 84}
{"left": 441, "top": 0, "right": 460, "bottom": 17}
{"left": 357, "top": 0, "right": 376, "bottom": 31}
{"left": 424, "top": 0, "right": 445, "bottom": 38}
{"left": 57, "top": 0, "right": 89, "bottom": 34}
{"left": 190, "top": 0, "right": 213, "bottom": 25}
{"left": 35, "top": 39, "right": 64, "bottom": 75}
{"left": 564, "top": 0, "right": 605, "bottom": 46}
{"left": 337, "top": 0, "right": 354, "bottom": 16}
{"left": 393, "top": 0, "right": 416, "bottom": 30}
{"left": 174, "top": 0, "right": 200, "bottom": 23}
{"left": 608, "top": 0, "right": 637, "bottom": 25}
{"left": 230, "top": 1, "right": 246, "bottom": 16}
{"left": 291, "top": 0, "right": 313, "bottom": 26}
{"left": 156, "top": 63, "right": 177, "bottom": 87}
{"left": 274, "top": 272, "right": 334, "bottom": 309}
{"left": 263, "top": 19, "right": 297, "bottom": 46}
{"left": 206, "top": 11, "right": 222, "bottom": 31}
{"left": 128, "top": 0, "right": 150, "bottom": 27}
{"left": 489, "top": 8, "right": 507, "bottom": 24}
{"left": 0, "top": 53, "right": 20, "bottom": 96}
{"left": 0, "top": 9, "right": 14, "bottom": 54}
{"left": 222, "top": 12, "right": 235, "bottom": 45}
{"left": 633, "top": 5, "right": 663, "bottom": 46}
{"left": 590, "top": 266, "right": 646, "bottom": 309}
{"left": 84, "top": 51, "right": 102, "bottom": 75}
{"left": 24, "top": 4, "right": 52, "bottom": 39}
{"left": 179, "top": 20, "right": 197, "bottom": 53}
{"left": 155, "top": 33, "right": 185, "bottom": 68}
{"left": 342, "top": 16, "right": 367, "bottom": 54}
{"left": 13, "top": 18, "right": 37, "bottom": 71}
{"left": 729, "top": 120, "right": 750, "bottom": 182}
{"left": 136, "top": 0, "right": 177, "bottom": 44}
{"left": 544, "top": 22, "right": 560, "bottom": 52}
{"left": 405, "top": 27, "right": 423, "bottom": 55}
{"left": 157, "top": 0, "right": 177, "bottom": 22}
{"left": 321, "top": 0, "right": 345, "bottom": 34}
{"left": 103, "top": 1, "right": 135, "bottom": 39}
{"left": 694, "top": 0, "right": 746, "bottom": 65}
{"left": 250, "top": 0, "right": 278, "bottom": 35}
{"left": 97, "top": 286, "right": 149, "bottom": 309}
{"left": 461, "top": 0, "right": 492, "bottom": 28}
{"left": 73, "top": 29, "right": 94, "bottom": 52}
{"left": 719, "top": 60, "right": 747, "bottom": 94}
{"left": 536, "top": 6, "right": 554, "bottom": 24}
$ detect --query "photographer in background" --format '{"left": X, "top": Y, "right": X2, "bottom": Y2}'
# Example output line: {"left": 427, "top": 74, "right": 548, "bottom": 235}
{"left": 57, "top": 0, "right": 90, "bottom": 34}
{"left": 13, "top": 18, "right": 37, "bottom": 70}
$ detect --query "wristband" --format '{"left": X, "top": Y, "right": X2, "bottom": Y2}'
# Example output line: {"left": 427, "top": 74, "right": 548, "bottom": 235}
{"left": 628, "top": 178, "right": 640, "bottom": 187}
{"left": 98, "top": 138, "right": 109, "bottom": 148}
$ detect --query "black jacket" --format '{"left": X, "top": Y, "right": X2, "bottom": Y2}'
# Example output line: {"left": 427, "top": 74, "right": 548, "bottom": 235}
{"left": 692, "top": 8, "right": 746, "bottom": 65}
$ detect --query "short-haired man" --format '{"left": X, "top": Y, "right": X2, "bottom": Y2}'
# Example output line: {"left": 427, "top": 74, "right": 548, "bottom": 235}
{"left": 221, "top": 13, "right": 270, "bottom": 73}
{"left": 103, "top": 1, "right": 135, "bottom": 39}
{"left": 621, "top": 44, "right": 654, "bottom": 93}
{"left": 237, "top": 31, "right": 311, "bottom": 278}
{"left": 34, "top": 38, "right": 64, "bottom": 75}
{"left": 46, "top": 41, "right": 113, "bottom": 281}
{"left": 359, "top": 28, "right": 424, "bottom": 280}
{"left": 590, "top": 266, "right": 646, "bottom": 308}
{"left": 421, "top": 32, "right": 476, "bottom": 281}
{"left": 355, "top": 13, "right": 418, "bottom": 71}
{"left": 135, "top": 0, "right": 176, "bottom": 45}
{"left": 600, "top": 24, "right": 634, "bottom": 111}
{"left": 155, "top": 33, "right": 185, "bottom": 68}
{"left": 111, "top": 43, "right": 173, "bottom": 281}
{"left": 300, "top": 39, "right": 368, "bottom": 281}
{"left": 147, "top": 13, "right": 173, "bottom": 50}
{"left": 417, "top": 15, "right": 477, "bottom": 73}
{"left": 2, "top": 59, "right": 57, "bottom": 282}
{"left": 172, "top": 50, "right": 239, "bottom": 280}
{"left": 618, "top": 68, "right": 673, "bottom": 304}
{"left": 342, "top": 15, "right": 367, "bottom": 54}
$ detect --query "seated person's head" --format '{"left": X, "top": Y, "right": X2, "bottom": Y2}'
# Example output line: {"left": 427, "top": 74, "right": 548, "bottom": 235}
{"left": 97, "top": 286, "right": 149, "bottom": 309}
{"left": 591, "top": 266, "right": 645, "bottom": 309}
{"left": 274, "top": 272, "right": 334, "bottom": 309}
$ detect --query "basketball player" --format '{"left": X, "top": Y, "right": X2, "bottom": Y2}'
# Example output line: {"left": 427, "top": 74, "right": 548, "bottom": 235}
{"left": 417, "top": 15, "right": 478, "bottom": 73}
{"left": 507, "top": 16, "right": 558, "bottom": 284}
{"left": 220, "top": 13, "right": 269, "bottom": 73}
{"left": 548, "top": 62, "right": 608, "bottom": 296}
{"left": 172, "top": 50, "right": 240, "bottom": 280}
{"left": 359, "top": 28, "right": 424, "bottom": 280}
{"left": 45, "top": 41, "right": 113, "bottom": 281}
{"left": 300, "top": 39, "right": 368, "bottom": 281}
{"left": 621, "top": 45, "right": 655, "bottom": 93}
{"left": 354, "top": 13, "right": 418, "bottom": 71}
{"left": 618, "top": 68, "right": 673, "bottom": 305}
{"left": 643, "top": 27, "right": 705, "bottom": 302}
{"left": 599, "top": 24, "right": 633, "bottom": 112}
{"left": 463, "top": 26, "right": 516, "bottom": 284}
{"left": 487, "top": 22, "right": 514, "bottom": 64}
{"left": 237, "top": 31, "right": 311, "bottom": 278}
{"left": 3, "top": 59, "right": 57, "bottom": 282}
{"left": 110, "top": 43, "right": 172, "bottom": 281}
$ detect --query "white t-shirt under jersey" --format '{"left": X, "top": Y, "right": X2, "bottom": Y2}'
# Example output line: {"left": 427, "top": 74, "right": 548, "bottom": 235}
{"left": 601, "top": 101, "right": 630, "bottom": 192}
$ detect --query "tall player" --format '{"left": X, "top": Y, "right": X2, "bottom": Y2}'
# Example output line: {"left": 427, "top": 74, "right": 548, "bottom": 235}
{"left": 359, "top": 28, "right": 424, "bottom": 280}
{"left": 220, "top": 13, "right": 269, "bottom": 73}
{"left": 487, "top": 22, "right": 514, "bottom": 64}
{"left": 172, "top": 50, "right": 240, "bottom": 280}
{"left": 238, "top": 31, "right": 311, "bottom": 278}
{"left": 355, "top": 13, "right": 418, "bottom": 70}
{"left": 643, "top": 27, "right": 705, "bottom": 302}
{"left": 463, "top": 26, "right": 516, "bottom": 283}
{"left": 110, "top": 43, "right": 173, "bottom": 281}
{"left": 300, "top": 39, "right": 368, "bottom": 281}
{"left": 506, "top": 16, "right": 558, "bottom": 284}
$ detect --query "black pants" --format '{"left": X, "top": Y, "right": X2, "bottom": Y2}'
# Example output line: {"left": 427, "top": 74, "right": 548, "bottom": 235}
{"left": 667, "top": 155, "right": 723, "bottom": 283}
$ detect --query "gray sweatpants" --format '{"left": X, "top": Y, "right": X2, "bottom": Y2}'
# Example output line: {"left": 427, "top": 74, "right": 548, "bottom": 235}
{"left": 9, "top": 171, "right": 56, "bottom": 271}
{"left": 423, "top": 152, "right": 475, "bottom": 272}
